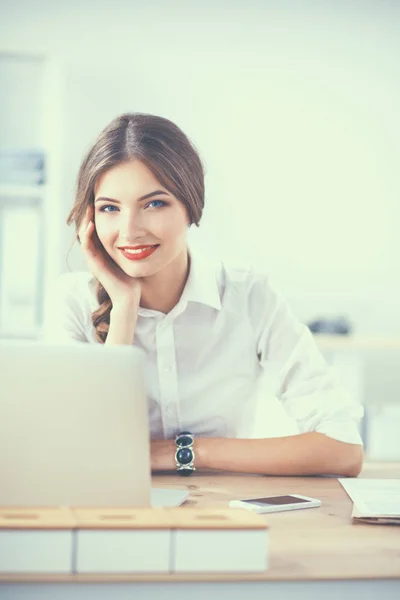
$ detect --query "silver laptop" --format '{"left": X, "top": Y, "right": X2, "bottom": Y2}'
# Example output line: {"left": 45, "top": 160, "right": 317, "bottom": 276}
{"left": 0, "top": 341, "right": 188, "bottom": 508}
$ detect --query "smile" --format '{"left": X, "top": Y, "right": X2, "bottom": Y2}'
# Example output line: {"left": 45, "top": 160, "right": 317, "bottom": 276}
{"left": 118, "top": 245, "right": 159, "bottom": 261}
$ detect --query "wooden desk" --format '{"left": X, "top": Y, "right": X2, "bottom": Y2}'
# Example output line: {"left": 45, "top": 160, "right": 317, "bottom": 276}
{"left": 0, "top": 462, "right": 399, "bottom": 599}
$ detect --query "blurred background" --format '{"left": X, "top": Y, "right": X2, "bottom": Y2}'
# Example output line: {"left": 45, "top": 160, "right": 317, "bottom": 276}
{"left": 0, "top": 0, "right": 399, "bottom": 458}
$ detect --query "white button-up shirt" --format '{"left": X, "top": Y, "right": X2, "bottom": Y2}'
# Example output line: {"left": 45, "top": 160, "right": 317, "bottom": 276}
{"left": 43, "top": 251, "right": 363, "bottom": 445}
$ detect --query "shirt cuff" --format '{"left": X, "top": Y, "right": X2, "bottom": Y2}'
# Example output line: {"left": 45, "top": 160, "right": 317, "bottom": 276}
{"left": 314, "top": 420, "right": 364, "bottom": 446}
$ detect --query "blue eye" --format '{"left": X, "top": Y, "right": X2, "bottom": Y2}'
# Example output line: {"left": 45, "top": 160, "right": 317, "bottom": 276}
{"left": 147, "top": 200, "right": 167, "bottom": 209}
{"left": 100, "top": 205, "right": 119, "bottom": 213}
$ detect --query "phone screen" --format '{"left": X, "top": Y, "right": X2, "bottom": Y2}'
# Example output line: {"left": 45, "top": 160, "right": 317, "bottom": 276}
{"left": 243, "top": 495, "right": 310, "bottom": 505}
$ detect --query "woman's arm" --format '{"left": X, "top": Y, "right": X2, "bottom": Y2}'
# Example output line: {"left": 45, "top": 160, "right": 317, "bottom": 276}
{"left": 251, "top": 275, "right": 364, "bottom": 448}
{"left": 105, "top": 299, "right": 140, "bottom": 346}
{"left": 151, "top": 433, "right": 363, "bottom": 477}
{"left": 196, "top": 433, "right": 363, "bottom": 476}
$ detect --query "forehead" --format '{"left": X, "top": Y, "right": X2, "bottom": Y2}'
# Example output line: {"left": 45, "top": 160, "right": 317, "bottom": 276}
{"left": 94, "top": 160, "right": 167, "bottom": 199}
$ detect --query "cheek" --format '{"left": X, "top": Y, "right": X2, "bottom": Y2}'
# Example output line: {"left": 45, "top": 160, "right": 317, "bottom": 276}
{"left": 160, "top": 212, "right": 189, "bottom": 242}
{"left": 94, "top": 216, "right": 117, "bottom": 247}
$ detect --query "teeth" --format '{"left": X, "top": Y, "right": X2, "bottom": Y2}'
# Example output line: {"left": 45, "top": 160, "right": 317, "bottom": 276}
{"left": 123, "top": 246, "right": 154, "bottom": 254}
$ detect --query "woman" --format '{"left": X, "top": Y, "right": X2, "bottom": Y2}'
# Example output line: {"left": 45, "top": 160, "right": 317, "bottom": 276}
{"left": 44, "top": 113, "right": 363, "bottom": 477}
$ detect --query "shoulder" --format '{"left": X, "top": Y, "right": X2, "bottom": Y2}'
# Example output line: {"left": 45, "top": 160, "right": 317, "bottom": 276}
{"left": 217, "top": 259, "right": 291, "bottom": 325}
{"left": 218, "top": 258, "right": 274, "bottom": 302}
{"left": 42, "top": 271, "right": 99, "bottom": 342}
{"left": 46, "top": 271, "right": 99, "bottom": 311}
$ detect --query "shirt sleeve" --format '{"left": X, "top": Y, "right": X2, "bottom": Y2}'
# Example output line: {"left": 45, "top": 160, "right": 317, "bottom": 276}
{"left": 249, "top": 273, "right": 363, "bottom": 445}
{"left": 40, "top": 273, "right": 92, "bottom": 343}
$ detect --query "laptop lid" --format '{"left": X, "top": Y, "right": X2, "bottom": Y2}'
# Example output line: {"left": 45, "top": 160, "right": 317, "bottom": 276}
{"left": 0, "top": 341, "right": 151, "bottom": 507}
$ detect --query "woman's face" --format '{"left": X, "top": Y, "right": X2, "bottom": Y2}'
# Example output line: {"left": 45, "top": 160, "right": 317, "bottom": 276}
{"left": 93, "top": 160, "right": 190, "bottom": 278}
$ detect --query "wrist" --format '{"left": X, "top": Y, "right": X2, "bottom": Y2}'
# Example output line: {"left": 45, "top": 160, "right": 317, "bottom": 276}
{"left": 193, "top": 437, "right": 207, "bottom": 469}
{"left": 111, "top": 298, "right": 139, "bottom": 315}
{"left": 175, "top": 431, "right": 196, "bottom": 476}
{"left": 110, "top": 301, "right": 139, "bottom": 328}
{"left": 107, "top": 301, "right": 138, "bottom": 346}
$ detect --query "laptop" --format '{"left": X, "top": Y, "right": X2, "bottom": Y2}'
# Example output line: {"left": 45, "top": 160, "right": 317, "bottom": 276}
{"left": 0, "top": 341, "right": 188, "bottom": 508}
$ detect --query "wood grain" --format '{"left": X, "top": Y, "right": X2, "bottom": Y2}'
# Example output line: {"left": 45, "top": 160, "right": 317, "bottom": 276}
{"left": 72, "top": 507, "right": 171, "bottom": 529}
{"left": 0, "top": 507, "right": 75, "bottom": 529}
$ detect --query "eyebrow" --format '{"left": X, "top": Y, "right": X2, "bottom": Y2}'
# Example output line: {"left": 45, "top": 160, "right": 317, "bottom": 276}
{"left": 94, "top": 190, "right": 170, "bottom": 204}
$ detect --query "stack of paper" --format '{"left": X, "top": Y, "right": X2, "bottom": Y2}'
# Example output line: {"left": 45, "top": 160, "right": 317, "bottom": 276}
{"left": 339, "top": 478, "right": 400, "bottom": 525}
{"left": 0, "top": 507, "right": 269, "bottom": 574}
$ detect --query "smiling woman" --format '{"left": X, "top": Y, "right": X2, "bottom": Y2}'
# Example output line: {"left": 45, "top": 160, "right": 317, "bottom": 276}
{"left": 43, "top": 112, "right": 364, "bottom": 478}
{"left": 65, "top": 114, "right": 204, "bottom": 341}
{"left": 93, "top": 161, "right": 190, "bottom": 288}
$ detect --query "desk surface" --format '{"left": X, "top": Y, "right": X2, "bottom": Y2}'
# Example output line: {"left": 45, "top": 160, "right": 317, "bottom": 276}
{"left": 1, "top": 462, "right": 399, "bottom": 583}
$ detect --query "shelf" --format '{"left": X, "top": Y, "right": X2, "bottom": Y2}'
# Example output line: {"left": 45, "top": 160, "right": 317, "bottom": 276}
{"left": 313, "top": 334, "right": 400, "bottom": 350}
{"left": 0, "top": 329, "right": 39, "bottom": 340}
{"left": 0, "top": 183, "right": 46, "bottom": 198}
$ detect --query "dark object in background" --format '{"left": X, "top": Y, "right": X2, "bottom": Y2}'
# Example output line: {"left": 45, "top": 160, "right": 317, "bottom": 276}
{"left": 0, "top": 148, "right": 45, "bottom": 185}
{"left": 307, "top": 316, "right": 352, "bottom": 335}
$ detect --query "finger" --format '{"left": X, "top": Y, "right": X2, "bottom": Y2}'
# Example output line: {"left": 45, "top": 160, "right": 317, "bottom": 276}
{"left": 79, "top": 220, "right": 95, "bottom": 253}
{"left": 86, "top": 204, "right": 94, "bottom": 222}
{"left": 77, "top": 215, "right": 88, "bottom": 243}
{"left": 77, "top": 220, "right": 87, "bottom": 245}
{"left": 78, "top": 206, "right": 93, "bottom": 239}
{"left": 82, "top": 220, "right": 95, "bottom": 248}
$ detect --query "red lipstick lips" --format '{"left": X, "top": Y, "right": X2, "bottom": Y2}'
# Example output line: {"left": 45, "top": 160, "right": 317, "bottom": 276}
{"left": 119, "top": 245, "right": 159, "bottom": 261}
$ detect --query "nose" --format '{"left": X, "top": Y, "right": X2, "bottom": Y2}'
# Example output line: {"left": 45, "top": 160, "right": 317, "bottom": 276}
{"left": 118, "top": 208, "right": 147, "bottom": 241}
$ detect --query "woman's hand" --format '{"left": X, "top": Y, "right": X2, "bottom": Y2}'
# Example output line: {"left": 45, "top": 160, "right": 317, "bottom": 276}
{"left": 78, "top": 204, "right": 141, "bottom": 309}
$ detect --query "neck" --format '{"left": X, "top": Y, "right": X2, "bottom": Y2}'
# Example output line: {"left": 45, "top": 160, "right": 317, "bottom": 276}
{"left": 139, "top": 250, "right": 190, "bottom": 314}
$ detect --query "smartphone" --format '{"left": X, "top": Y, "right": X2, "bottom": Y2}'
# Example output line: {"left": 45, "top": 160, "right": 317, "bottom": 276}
{"left": 229, "top": 494, "right": 321, "bottom": 514}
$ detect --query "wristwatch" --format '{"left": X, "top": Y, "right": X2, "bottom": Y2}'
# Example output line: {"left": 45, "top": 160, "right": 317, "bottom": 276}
{"left": 175, "top": 431, "right": 196, "bottom": 476}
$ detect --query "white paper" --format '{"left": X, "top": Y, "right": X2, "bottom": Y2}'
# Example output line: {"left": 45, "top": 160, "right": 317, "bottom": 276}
{"left": 339, "top": 478, "right": 400, "bottom": 517}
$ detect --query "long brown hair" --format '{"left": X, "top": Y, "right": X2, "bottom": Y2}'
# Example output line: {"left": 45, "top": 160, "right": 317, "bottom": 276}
{"left": 67, "top": 113, "right": 205, "bottom": 343}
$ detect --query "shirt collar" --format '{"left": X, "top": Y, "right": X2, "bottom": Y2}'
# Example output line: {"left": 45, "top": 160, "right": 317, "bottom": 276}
{"left": 137, "top": 246, "right": 221, "bottom": 318}
{"left": 181, "top": 248, "right": 221, "bottom": 311}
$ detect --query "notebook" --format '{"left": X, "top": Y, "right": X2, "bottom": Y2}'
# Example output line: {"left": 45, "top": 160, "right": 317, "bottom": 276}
{"left": 339, "top": 478, "right": 400, "bottom": 525}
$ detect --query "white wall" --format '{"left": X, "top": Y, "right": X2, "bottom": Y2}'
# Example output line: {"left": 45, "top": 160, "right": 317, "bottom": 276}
{"left": 1, "top": 0, "right": 400, "bottom": 335}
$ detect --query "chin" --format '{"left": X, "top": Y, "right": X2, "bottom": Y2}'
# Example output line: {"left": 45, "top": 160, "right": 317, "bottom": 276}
{"left": 120, "top": 263, "right": 157, "bottom": 278}
{"left": 115, "top": 256, "right": 162, "bottom": 279}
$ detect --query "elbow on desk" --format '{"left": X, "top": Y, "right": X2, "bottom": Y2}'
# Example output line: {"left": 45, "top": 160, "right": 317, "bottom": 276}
{"left": 337, "top": 444, "right": 364, "bottom": 477}
{"left": 314, "top": 433, "right": 365, "bottom": 477}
